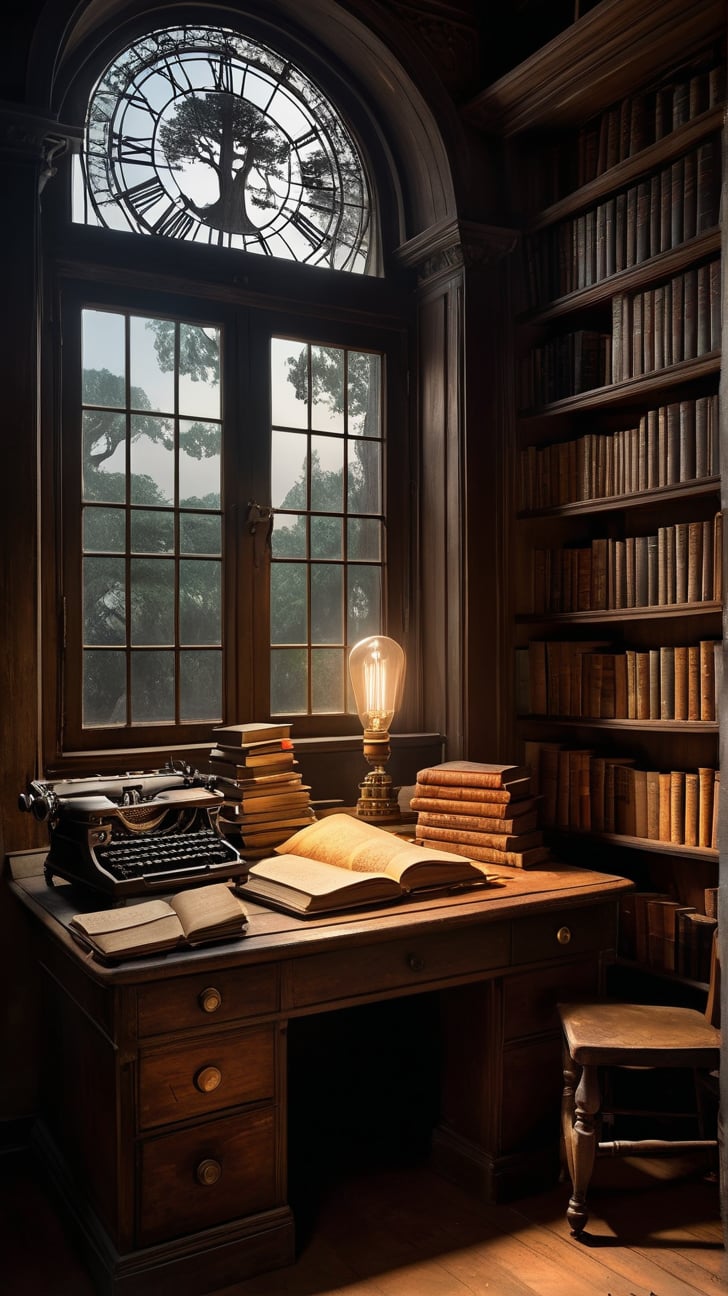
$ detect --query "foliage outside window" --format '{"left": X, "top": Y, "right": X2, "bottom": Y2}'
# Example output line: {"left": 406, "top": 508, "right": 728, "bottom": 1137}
{"left": 81, "top": 308, "right": 223, "bottom": 728}
{"left": 270, "top": 339, "right": 384, "bottom": 715}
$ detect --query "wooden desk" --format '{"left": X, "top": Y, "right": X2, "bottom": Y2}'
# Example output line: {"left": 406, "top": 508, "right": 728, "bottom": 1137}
{"left": 9, "top": 853, "right": 632, "bottom": 1296}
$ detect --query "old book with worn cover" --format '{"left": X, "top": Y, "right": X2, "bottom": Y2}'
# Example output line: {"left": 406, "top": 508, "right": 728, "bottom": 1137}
{"left": 416, "top": 762, "right": 530, "bottom": 793}
{"left": 238, "top": 813, "right": 493, "bottom": 915}
{"left": 70, "top": 884, "right": 249, "bottom": 962}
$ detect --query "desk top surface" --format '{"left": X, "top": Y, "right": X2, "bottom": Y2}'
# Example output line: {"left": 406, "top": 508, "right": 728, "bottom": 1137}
{"left": 8, "top": 848, "right": 633, "bottom": 987}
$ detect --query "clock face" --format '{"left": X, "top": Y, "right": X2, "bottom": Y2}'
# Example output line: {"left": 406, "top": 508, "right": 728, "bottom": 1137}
{"left": 79, "top": 25, "right": 371, "bottom": 271}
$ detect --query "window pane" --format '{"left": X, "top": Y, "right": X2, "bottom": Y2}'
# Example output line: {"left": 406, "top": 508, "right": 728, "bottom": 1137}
{"left": 82, "top": 311, "right": 125, "bottom": 405}
{"left": 271, "top": 648, "right": 308, "bottom": 714}
{"left": 271, "top": 563, "right": 307, "bottom": 644}
{"left": 130, "top": 416, "right": 174, "bottom": 504}
{"left": 83, "top": 411, "right": 126, "bottom": 502}
{"left": 179, "top": 420, "right": 221, "bottom": 506}
{"left": 130, "top": 315, "right": 174, "bottom": 413}
{"left": 348, "top": 352, "right": 381, "bottom": 436}
{"left": 131, "top": 510, "right": 174, "bottom": 553}
{"left": 131, "top": 651, "right": 175, "bottom": 722}
{"left": 271, "top": 513, "right": 307, "bottom": 559}
{"left": 180, "top": 650, "right": 222, "bottom": 721}
{"left": 348, "top": 438, "right": 381, "bottom": 513}
{"left": 347, "top": 564, "right": 381, "bottom": 642}
{"left": 347, "top": 517, "right": 380, "bottom": 560}
{"left": 272, "top": 338, "right": 308, "bottom": 428}
{"left": 130, "top": 558, "right": 174, "bottom": 644}
{"left": 84, "top": 557, "right": 125, "bottom": 645}
{"left": 83, "top": 649, "right": 126, "bottom": 726}
{"left": 312, "top": 648, "right": 344, "bottom": 712}
{"left": 178, "top": 325, "right": 221, "bottom": 419}
{"left": 180, "top": 513, "right": 221, "bottom": 555}
{"left": 311, "top": 435, "right": 344, "bottom": 512}
{"left": 311, "top": 515, "right": 342, "bottom": 559}
{"left": 311, "top": 346, "right": 344, "bottom": 432}
{"left": 272, "top": 430, "right": 308, "bottom": 508}
{"left": 180, "top": 559, "right": 221, "bottom": 644}
{"left": 311, "top": 564, "right": 343, "bottom": 643}
{"left": 84, "top": 506, "right": 125, "bottom": 551}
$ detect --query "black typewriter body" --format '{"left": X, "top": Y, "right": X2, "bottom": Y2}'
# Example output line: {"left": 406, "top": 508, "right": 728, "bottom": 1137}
{"left": 19, "top": 765, "right": 245, "bottom": 899}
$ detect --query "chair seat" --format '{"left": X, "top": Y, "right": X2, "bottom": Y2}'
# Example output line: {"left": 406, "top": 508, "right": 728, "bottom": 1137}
{"left": 558, "top": 1001, "right": 721, "bottom": 1068}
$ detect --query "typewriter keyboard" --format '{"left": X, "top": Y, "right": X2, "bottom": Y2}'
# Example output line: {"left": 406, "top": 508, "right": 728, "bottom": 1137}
{"left": 95, "top": 827, "right": 240, "bottom": 881}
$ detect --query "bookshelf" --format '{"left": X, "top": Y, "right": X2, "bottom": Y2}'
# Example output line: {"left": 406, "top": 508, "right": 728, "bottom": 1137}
{"left": 471, "top": 0, "right": 725, "bottom": 987}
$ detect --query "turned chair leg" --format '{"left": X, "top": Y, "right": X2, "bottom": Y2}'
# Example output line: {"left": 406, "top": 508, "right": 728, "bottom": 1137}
{"left": 565, "top": 1061, "right": 601, "bottom": 1236}
{"left": 561, "top": 1041, "right": 578, "bottom": 1188}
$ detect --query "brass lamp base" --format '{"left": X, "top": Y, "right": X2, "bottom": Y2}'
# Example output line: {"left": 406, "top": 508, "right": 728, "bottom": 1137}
{"left": 355, "top": 733, "right": 401, "bottom": 823}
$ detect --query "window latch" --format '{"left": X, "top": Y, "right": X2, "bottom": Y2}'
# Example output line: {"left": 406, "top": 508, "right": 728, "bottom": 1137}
{"left": 246, "top": 502, "right": 274, "bottom": 569}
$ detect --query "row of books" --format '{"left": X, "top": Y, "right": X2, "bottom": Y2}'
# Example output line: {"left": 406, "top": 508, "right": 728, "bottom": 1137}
{"left": 411, "top": 762, "right": 549, "bottom": 870}
{"left": 612, "top": 260, "right": 721, "bottom": 384}
{"left": 520, "top": 639, "right": 721, "bottom": 723}
{"left": 526, "top": 740, "right": 719, "bottom": 849}
{"left": 619, "top": 889, "right": 718, "bottom": 982}
{"left": 569, "top": 50, "right": 725, "bottom": 194}
{"left": 518, "top": 395, "right": 719, "bottom": 511}
{"left": 528, "top": 514, "right": 722, "bottom": 614}
{"left": 208, "top": 720, "right": 316, "bottom": 858}
{"left": 523, "top": 136, "right": 720, "bottom": 307}
{"left": 518, "top": 328, "right": 611, "bottom": 410}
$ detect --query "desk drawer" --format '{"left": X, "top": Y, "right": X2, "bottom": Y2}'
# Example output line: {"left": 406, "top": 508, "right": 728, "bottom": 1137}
{"left": 138, "top": 1107, "right": 277, "bottom": 1246}
{"left": 511, "top": 903, "right": 615, "bottom": 966}
{"left": 284, "top": 923, "right": 510, "bottom": 1010}
{"left": 139, "top": 1025, "right": 275, "bottom": 1129}
{"left": 503, "top": 955, "right": 601, "bottom": 1041}
{"left": 137, "top": 964, "right": 278, "bottom": 1037}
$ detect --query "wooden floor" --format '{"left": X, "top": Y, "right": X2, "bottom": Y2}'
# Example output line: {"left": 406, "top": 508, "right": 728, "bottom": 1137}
{"left": 1, "top": 1146, "right": 724, "bottom": 1296}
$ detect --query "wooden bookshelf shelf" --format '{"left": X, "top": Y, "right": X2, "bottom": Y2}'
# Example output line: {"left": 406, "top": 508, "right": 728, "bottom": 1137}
{"left": 547, "top": 826, "right": 718, "bottom": 863}
{"left": 519, "top": 716, "right": 719, "bottom": 734}
{"left": 520, "top": 230, "right": 721, "bottom": 325}
{"left": 518, "top": 354, "right": 721, "bottom": 419}
{"left": 517, "top": 477, "right": 720, "bottom": 520}
{"left": 517, "top": 602, "right": 722, "bottom": 626}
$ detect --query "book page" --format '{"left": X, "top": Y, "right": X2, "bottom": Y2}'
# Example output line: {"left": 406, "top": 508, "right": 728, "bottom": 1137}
{"left": 278, "top": 814, "right": 409, "bottom": 873}
{"left": 277, "top": 813, "right": 476, "bottom": 883}
{"left": 249, "top": 854, "right": 398, "bottom": 899}
{"left": 170, "top": 883, "right": 248, "bottom": 938}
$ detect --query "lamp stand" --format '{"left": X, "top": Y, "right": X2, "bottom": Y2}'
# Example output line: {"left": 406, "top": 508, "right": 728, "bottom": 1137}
{"left": 356, "top": 733, "right": 401, "bottom": 823}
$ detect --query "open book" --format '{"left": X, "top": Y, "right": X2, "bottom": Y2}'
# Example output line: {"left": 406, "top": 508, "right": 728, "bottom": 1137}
{"left": 239, "top": 812, "right": 493, "bottom": 915}
{"left": 70, "top": 883, "right": 249, "bottom": 962}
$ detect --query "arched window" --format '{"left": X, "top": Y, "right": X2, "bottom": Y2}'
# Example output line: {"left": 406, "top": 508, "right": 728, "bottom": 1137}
{"left": 73, "top": 25, "right": 372, "bottom": 271}
{"left": 44, "top": 17, "right": 411, "bottom": 757}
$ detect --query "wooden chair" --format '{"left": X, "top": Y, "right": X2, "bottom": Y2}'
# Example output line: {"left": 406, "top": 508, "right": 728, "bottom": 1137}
{"left": 557, "top": 929, "right": 721, "bottom": 1236}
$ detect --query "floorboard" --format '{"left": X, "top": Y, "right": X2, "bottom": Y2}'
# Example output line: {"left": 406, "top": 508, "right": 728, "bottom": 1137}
{"left": 1, "top": 1147, "right": 723, "bottom": 1296}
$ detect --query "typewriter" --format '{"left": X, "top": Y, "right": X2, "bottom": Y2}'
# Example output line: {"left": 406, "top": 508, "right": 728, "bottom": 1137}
{"left": 19, "top": 763, "right": 244, "bottom": 899}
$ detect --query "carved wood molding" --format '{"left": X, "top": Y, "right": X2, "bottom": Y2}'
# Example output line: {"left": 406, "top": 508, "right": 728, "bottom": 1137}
{"left": 0, "top": 103, "right": 82, "bottom": 190}
{"left": 396, "top": 217, "right": 518, "bottom": 287}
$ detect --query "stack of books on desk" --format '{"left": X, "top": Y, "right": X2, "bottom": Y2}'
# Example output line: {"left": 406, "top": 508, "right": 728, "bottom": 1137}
{"left": 411, "top": 762, "right": 550, "bottom": 869}
{"left": 208, "top": 721, "right": 316, "bottom": 858}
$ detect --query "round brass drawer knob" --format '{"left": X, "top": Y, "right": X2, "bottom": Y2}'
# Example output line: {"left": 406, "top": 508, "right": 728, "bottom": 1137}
{"left": 199, "top": 986, "right": 222, "bottom": 1013}
{"left": 195, "top": 1065, "right": 222, "bottom": 1093}
{"left": 195, "top": 1157, "right": 222, "bottom": 1186}
{"left": 556, "top": 926, "right": 572, "bottom": 945}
